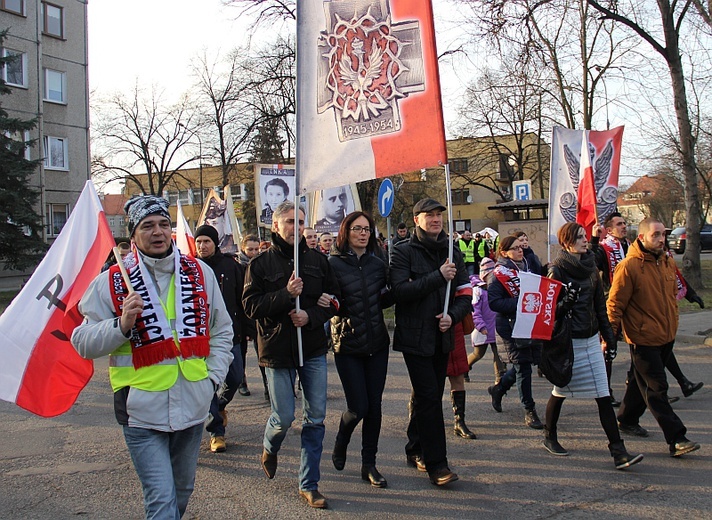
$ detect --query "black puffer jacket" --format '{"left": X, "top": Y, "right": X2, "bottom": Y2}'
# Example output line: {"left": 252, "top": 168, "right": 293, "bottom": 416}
{"left": 391, "top": 229, "right": 471, "bottom": 357}
{"left": 200, "top": 251, "right": 244, "bottom": 345}
{"left": 328, "top": 248, "right": 391, "bottom": 356}
{"left": 243, "top": 234, "right": 340, "bottom": 368}
{"left": 549, "top": 249, "right": 616, "bottom": 345}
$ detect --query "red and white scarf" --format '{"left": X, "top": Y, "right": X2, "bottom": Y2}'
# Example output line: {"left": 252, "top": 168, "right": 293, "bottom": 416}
{"left": 600, "top": 235, "right": 628, "bottom": 283}
{"left": 665, "top": 250, "right": 688, "bottom": 300}
{"left": 109, "top": 250, "right": 210, "bottom": 369}
{"left": 493, "top": 265, "right": 520, "bottom": 297}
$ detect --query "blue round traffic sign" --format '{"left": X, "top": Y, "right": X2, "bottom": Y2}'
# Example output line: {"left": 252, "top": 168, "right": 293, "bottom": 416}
{"left": 378, "top": 179, "right": 395, "bottom": 217}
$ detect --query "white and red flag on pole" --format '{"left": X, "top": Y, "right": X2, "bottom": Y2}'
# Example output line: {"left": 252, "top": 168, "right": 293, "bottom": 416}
{"left": 296, "top": 0, "right": 447, "bottom": 192}
{"left": 511, "top": 272, "right": 563, "bottom": 341}
{"left": 175, "top": 201, "right": 196, "bottom": 257}
{"left": 548, "top": 126, "right": 624, "bottom": 249}
{"left": 0, "top": 181, "right": 115, "bottom": 417}
{"left": 576, "top": 130, "right": 598, "bottom": 239}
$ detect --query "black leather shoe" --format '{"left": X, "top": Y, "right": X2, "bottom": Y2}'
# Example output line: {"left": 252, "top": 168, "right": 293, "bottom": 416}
{"left": 429, "top": 467, "right": 459, "bottom": 486}
{"left": 618, "top": 422, "right": 649, "bottom": 437}
{"left": 525, "top": 409, "right": 544, "bottom": 430}
{"left": 682, "top": 381, "right": 704, "bottom": 398}
{"left": 669, "top": 396, "right": 680, "bottom": 404}
{"left": 610, "top": 395, "right": 621, "bottom": 407}
{"left": 406, "top": 454, "right": 427, "bottom": 472}
{"left": 670, "top": 439, "right": 701, "bottom": 457}
{"left": 261, "top": 449, "right": 277, "bottom": 479}
{"left": 299, "top": 489, "right": 328, "bottom": 509}
{"left": 361, "top": 465, "right": 387, "bottom": 488}
{"left": 332, "top": 441, "right": 347, "bottom": 471}
{"left": 488, "top": 385, "right": 504, "bottom": 413}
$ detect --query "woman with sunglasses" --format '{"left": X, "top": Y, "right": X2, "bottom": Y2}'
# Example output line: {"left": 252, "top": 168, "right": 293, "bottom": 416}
{"left": 487, "top": 235, "right": 544, "bottom": 429}
{"left": 545, "top": 222, "right": 643, "bottom": 469}
{"left": 327, "top": 211, "right": 392, "bottom": 488}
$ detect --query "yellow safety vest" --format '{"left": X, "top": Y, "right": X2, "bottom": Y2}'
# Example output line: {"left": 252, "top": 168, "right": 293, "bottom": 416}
{"left": 109, "top": 277, "right": 209, "bottom": 392}
{"left": 459, "top": 239, "right": 476, "bottom": 263}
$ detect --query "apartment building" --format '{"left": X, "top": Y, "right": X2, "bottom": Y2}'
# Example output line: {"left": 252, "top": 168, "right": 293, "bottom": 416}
{"left": 0, "top": 0, "right": 90, "bottom": 242}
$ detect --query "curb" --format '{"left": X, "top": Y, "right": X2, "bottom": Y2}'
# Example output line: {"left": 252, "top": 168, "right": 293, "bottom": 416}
{"left": 676, "top": 333, "right": 709, "bottom": 345}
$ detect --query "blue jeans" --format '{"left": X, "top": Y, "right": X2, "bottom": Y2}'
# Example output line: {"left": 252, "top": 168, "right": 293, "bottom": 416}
{"left": 123, "top": 423, "right": 203, "bottom": 520}
{"left": 263, "top": 355, "right": 327, "bottom": 491}
{"left": 206, "top": 344, "right": 243, "bottom": 437}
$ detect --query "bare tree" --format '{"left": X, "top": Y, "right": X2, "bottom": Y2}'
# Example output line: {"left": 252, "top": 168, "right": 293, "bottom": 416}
{"left": 91, "top": 86, "right": 198, "bottom": 196}
{"left": 458, "top": 0, "right": 636, "bottom": 130}
{"left": 192, "top": 52, "right": 255, "bottom": 187}
{"left": 455, "top": 60, "right": 551, "bottom": 201}
{"left": 586, "top": 0, "right": 706, "bottom": 288}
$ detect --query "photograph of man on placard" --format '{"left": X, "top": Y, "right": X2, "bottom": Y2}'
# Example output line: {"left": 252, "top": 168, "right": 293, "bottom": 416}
{"left": 313, "top": 185, "right": 359, "bottom": 234}
{"left": 256, "top": 165, "right": 295, "bottom": 227}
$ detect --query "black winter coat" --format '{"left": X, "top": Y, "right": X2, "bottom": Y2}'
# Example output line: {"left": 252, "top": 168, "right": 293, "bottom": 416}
{"left": 488, "top": 257, "right": 542, "bottom": 364}
{"left": 548, "top": 250, "right": 616, "bottom": 346}
{"left": 242, "top": 233, "right": 340, "bottom": 368}
{"left": 390, "top": 230, "right": 471, "bottom": 357}
{"left": 328, "top": 249, "right": 391, "bottom": 356}
{"left": 200, "top": 251, "right": 244, "bottom": 344}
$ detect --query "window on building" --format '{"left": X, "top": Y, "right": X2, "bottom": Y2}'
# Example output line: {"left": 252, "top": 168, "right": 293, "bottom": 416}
{"left": 2, "top": 49, "right": 27, "bottom": 87}
{"left": 41, "top": 2, "right": 63, "bottom": 38}
{"left": 190, "top": 188, "right": 204, "bottom": 203}
{"left": 498, "top": 153, "right": 516, "bottom": 181}
{"left": 5, "top": 130, "right": 31, "bottom": 160}
{"left": 1, "top": 0, "right": 24, "bottom": 15}
{"left": 166, "top": 191, "right": 178, "bottom": 206}
{"left": 452, "top": 188, "right": 471, "bottom": 205}
{"left": 44, "top": 69, "right": 66, "bottom": 103}
{"left": 450, "top": 158, "right": 468, "bottom": 174}
{"left": 46, "top": 203, "right": 68, "bottom": 236}
{"left": 178, "top": 190, "right": 190, "bottom": 205}
{"left": 44, "top": 136, "right": 68, "bottom": 170}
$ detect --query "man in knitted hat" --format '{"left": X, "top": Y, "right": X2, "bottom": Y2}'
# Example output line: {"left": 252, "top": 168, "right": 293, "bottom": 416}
{"left": 71, "top": 195, "right": 234, "bottom": 518}
{"left": 195, "top": 224, "right": 246, "bottom": 453}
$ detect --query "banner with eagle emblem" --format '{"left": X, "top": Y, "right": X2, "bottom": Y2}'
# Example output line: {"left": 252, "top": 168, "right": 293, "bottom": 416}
{"left": 296, "top": 0, "right": 447, "bottom": 193}
{"left": 548, "top": 126, "right": 624, "bottom": 248}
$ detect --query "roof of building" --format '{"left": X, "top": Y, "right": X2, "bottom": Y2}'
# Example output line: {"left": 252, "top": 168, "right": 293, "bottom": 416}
{"left": 101, "top": 194, "right": 128, "bottom": 216}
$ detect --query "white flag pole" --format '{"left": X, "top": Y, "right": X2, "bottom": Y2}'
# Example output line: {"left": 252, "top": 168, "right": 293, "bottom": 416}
{"left": 443, "top": 163, "right": 454, "bottom": 317}
{"left": 294, "top": 1, "right": 304, "bottom": 367}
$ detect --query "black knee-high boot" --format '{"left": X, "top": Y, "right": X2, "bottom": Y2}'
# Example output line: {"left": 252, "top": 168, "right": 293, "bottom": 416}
{"left": 596, "top": 397, "right": 643, "bottom": 470}
{"left": 543, "top": 395, "right": 568, "bottom": 455}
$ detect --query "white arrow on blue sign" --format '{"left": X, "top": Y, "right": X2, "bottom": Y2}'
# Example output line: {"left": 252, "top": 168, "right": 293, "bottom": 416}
{"left": 378, "top": 178, "right": 394, "bottom": 217}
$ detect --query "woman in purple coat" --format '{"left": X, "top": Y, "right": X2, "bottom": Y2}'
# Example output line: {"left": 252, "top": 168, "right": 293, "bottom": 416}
{"left": 467, "top": 258, "right": 506, "bottom": 384}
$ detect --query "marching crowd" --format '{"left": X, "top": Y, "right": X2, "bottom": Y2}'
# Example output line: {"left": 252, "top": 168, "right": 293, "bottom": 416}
{"left": 70, "top": 194, "right": 703, "bottom": 518}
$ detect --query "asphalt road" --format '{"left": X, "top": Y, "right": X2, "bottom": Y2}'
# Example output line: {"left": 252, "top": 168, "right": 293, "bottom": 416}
{"left": 1, "top": 333, "right": 711, "bottom": 519}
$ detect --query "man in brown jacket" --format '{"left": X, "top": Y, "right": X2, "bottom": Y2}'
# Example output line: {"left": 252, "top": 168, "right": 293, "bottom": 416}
{"left": 607, "top": 217, "right": 700, "bottom": 457}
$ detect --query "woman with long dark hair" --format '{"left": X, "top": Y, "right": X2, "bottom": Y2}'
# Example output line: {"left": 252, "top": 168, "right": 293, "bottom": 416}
{"left": 328, "top": 211, "right": 392, "bottom": 488}
{"left": 487, "top": 235, "right": 544, "bottom": 429}
{"left": 545, "top": 222, "right": 643, "bottom": 469}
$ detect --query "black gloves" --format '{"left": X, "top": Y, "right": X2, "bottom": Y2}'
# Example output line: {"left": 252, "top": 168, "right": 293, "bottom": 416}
{"left": 605, "top": 341, "right": 618, "bottom": 362}
{"left": 690, "top": 294, "right": 705, "bottom": 309}
{"left": 557, "top": 282, "right": 581, "bottom": 316}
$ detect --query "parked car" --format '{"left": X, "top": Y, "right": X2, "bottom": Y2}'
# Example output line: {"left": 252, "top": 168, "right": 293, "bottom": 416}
{"left": 668, "top": 225, "right": 712, "bottom": 253}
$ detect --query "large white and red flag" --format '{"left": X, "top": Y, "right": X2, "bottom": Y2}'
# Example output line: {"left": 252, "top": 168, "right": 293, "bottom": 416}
{"left": 296, "top": 0, "right": 447, "bottom": 193}
{"left": 175, "top": 201, "right": 196, "bottom": 257}
{"left": 548, "top": 126, "right": 624, "bottom": 251}
{"left": 0, "top": 181, "right": 114, "bottom": 417}
{"left": 576, "top": 130, "right": 598, "bottom": 239}
{"left": 511, "top": 272, "right": 563, "bottom": 341}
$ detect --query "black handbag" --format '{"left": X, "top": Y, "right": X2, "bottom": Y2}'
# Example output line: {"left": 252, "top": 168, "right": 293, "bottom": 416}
{"left": 540, "top": 316, "right": 574, "bottom": 387}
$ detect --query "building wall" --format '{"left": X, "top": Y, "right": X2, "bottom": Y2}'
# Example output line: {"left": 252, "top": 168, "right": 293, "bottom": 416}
{"left": 0, "top": 0, "right": 90, "bottom": 241}
{"left": 498, "top": 219, "right": 551, "bottom": 265}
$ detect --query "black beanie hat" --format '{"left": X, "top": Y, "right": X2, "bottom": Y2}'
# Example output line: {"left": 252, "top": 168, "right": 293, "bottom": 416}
{"left": 195, "top": 224, "right": 220, "bottom": 249}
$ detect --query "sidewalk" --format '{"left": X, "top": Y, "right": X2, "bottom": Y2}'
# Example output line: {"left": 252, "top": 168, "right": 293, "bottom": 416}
{"left": 677, "top": 309, "right": 712, "bottom": 345}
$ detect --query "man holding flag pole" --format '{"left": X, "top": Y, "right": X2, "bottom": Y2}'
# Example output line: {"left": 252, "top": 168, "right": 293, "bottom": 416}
{"left": 70, "top": 195, "right": 234, "bottom": 519}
